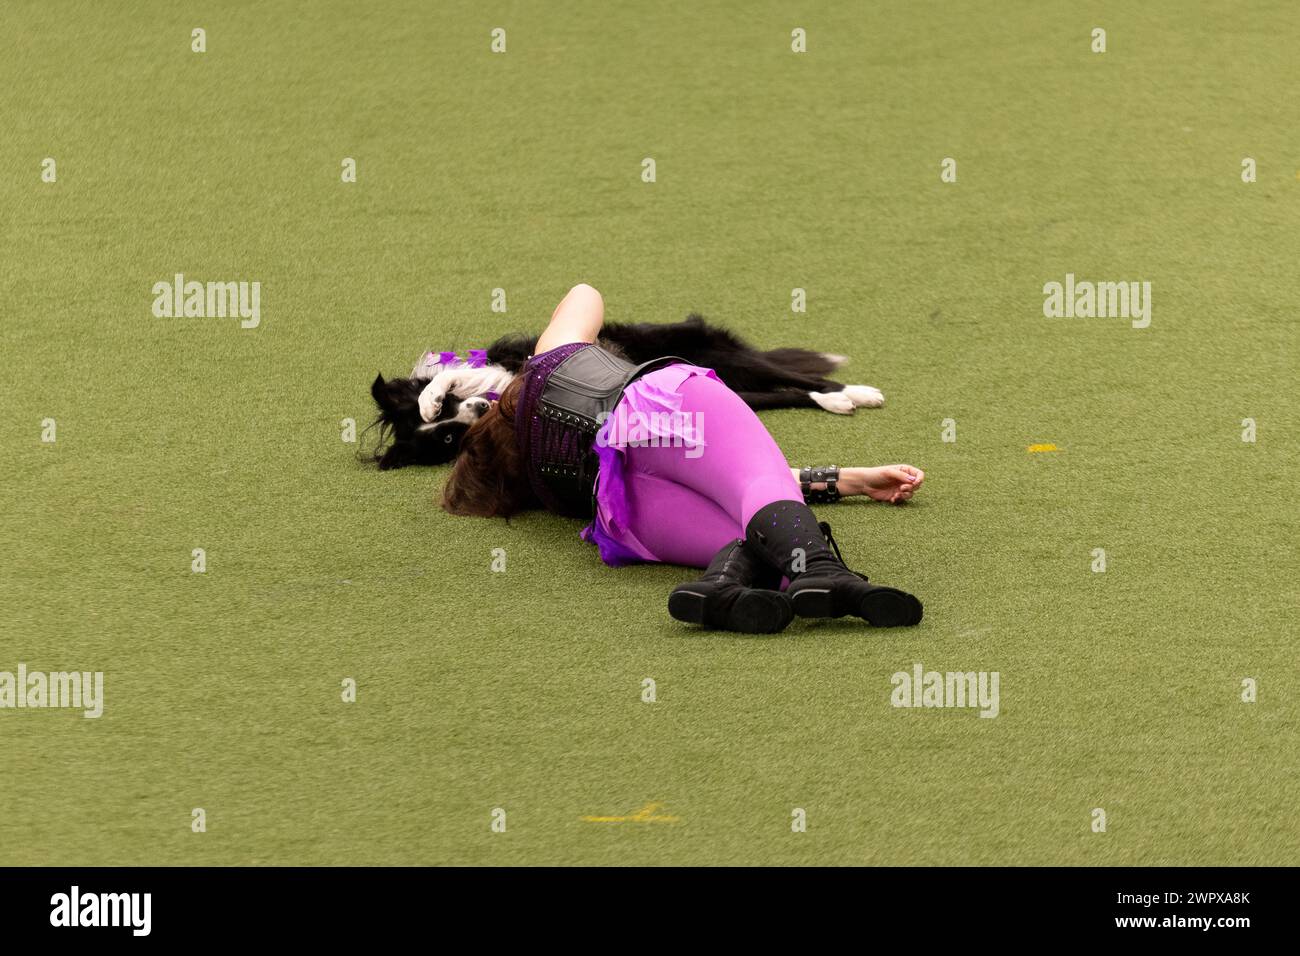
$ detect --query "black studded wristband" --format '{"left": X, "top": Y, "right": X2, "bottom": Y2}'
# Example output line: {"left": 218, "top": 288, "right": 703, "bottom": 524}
{"left": 800, "top": 465, "right": 841, "bottom": 504}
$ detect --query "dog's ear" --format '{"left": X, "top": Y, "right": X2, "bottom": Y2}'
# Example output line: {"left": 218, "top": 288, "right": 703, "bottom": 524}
{"left": 371, "top": 373, "right": 414, "bottom": 417}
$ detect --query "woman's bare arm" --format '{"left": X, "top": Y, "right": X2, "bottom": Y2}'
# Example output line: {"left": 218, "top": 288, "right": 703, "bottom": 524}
{"left": 792, "top": 465, "right": 925, "bottom": 504}
{"left": 534, "top": 283, "right": 604, "bottom": 355}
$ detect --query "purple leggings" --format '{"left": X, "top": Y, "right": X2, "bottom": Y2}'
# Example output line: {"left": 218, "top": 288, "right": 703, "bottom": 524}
{"left": 596, "top": 371, "right": 803, "bottom": 568}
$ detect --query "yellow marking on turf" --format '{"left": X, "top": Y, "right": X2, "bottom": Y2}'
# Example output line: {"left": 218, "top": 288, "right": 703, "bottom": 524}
{"left": 1027, "top": 443, "right": 1059, "bottom": 453}
{"left": 581, "top": 801, "right": 680, "bottom": 824}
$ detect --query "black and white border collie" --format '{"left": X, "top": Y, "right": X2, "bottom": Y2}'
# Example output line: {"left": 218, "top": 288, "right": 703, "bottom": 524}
{"left": 369, "top": 315, "right": 883, "bottom": 470}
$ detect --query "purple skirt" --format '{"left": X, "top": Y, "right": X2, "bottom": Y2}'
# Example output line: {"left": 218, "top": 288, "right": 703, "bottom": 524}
{"left": 579, "top": 363, "right": 718, "bottom": 565}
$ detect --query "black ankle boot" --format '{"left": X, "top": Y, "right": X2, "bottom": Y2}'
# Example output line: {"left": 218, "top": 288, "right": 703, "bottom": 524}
{"left": 668, "top": 539, "right": 794, "bottom": 633}
{"left": 744, "top": 501, "right": 923, "bottom": 626}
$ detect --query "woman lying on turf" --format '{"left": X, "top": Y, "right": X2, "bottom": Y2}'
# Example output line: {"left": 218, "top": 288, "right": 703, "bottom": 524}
{"left": 440, "top": 283, "right": 926, "bottom": 633}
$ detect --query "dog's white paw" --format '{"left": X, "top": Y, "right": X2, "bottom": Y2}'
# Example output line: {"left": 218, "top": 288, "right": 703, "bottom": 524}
{"left": 820, "top": 352, "right": 849, "bottom": 369}
{"left": 842, "top": 384, "right": 885, "bottom": 408}
{"left": 417, "top": 382, "right": 445, "bottom": 422}
{"left": 810, "top": 391, "right": 856, "bottom": 414}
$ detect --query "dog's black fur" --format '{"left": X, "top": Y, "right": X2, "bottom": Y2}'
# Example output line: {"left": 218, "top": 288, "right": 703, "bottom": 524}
{"left": 369, "top": 314, "right": 851, "bottom": 470}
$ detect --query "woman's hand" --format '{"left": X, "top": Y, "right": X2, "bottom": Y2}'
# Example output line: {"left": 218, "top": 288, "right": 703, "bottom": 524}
{"left": 849, "top": 465, "right": 925, "bottom": 504}
{"left": 858, "top": 464, "right": 924, "bottom": 503}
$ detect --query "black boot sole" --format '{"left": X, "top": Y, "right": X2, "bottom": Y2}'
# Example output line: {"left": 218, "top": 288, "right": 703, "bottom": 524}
{"left": 668, "top": 588, "right": 794, "bottom": 634}
{"left": 790, "top": 586, "right": 923, "bottom": 627}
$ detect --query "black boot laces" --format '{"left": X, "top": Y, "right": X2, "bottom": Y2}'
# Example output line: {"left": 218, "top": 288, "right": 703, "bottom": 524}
{"left": 818, "top": 521, "right": 870, "bottom": 582}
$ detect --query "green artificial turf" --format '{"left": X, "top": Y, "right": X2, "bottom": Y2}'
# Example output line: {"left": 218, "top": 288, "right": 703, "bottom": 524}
{"left": 1, "top": 1, "right": 1296, "bottom": 866}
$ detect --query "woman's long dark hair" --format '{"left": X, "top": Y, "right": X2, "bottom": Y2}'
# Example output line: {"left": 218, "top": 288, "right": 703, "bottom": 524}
{"left": 441, "top": 375, "right": 537, "bottom": 517}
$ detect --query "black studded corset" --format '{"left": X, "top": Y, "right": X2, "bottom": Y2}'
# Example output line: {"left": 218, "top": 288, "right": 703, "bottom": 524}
{"left": 516, "top": 344, "right": 685, "bottom": 518}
